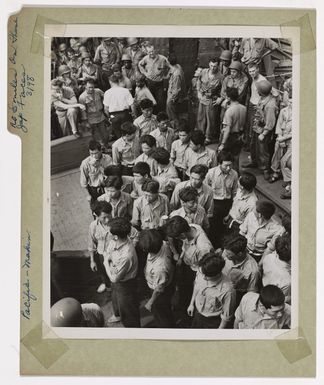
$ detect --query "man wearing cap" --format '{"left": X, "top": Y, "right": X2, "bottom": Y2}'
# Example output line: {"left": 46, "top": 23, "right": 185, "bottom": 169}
{"left": 51, "top": 78, "right": 85, "bottom": 138}
{"left": 103, "top": 74, "right": 136, "bottom": 139}
{"left": 243, "top": 79, "right": 278, "bottom": 180}
{"left": 125, "top": 37, "right": 145, "bottom": 76}
{"left": 79, "top": 52, "right": 98, "bottom": 84}
{"left": 94, "top": 37, "right": 121, "bottom": 91}
{"left": 138, "top": 44, "right": 171, "bottom": 112}
{"left": 196, "top": 57, "right": 223, "bottom": 144}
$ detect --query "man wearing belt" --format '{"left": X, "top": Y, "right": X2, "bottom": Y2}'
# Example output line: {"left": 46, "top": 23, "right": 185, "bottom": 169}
{"left": 205, "top": 151, "right": 239, "bottom": 248}
{"left": 138, "top": 44, "right": 170, "bottom": 113}
{"left": 111, "top": 121, "right": 140, "bottom": 176}
{"left": 218, "top": 87, "right": 247, "bottom": 172}
{"left": 103, "top": 74, "right": 136, "bottom": 139}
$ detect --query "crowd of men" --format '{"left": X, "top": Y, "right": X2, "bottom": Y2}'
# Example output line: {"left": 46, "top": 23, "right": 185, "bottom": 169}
{"left": 50, "top": 37, "right": 293, "bottom": 329}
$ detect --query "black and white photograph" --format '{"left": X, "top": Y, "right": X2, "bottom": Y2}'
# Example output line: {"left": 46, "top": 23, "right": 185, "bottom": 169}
{"left": 47, "top": 26, "right": 297, "bottom": 338}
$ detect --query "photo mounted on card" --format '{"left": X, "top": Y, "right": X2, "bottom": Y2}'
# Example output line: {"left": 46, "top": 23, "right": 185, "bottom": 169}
{"left": 9, "top": 7, "right": 316, "bottom": 376}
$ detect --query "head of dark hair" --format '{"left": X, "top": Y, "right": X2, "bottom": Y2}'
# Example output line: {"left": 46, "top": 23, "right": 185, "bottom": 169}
{"left": 190, "top": 164, "right": 208, "bottom": 178}
{"left": 217, "top": 150, "right": 233, "bottom": 164}
{"left": 239, "top": 172, "right": 257, "bottom": 192}
{"left": 133, "top": 162, "right": 151, "bottom": 177}
{"left": 209, "top": 57, "right": 219, "bottom": 64}
{"left": 177, "top": 119, "right": 190, "bottom": 133}
{"left": 164, "top": 216, "right": 191, "bottom": 238}
{"left": 104, "top": 164, "right": 122, "bottom": 177}
{"left": 139, "top": 134, "right": 156, "bottom": 148}
{"left": 179, "top": 186, "right": 199, "bottom": 203}
{"left": 256, "top": 200, "right": 276, "bottom": 220}
{"left": 88, "top": 140, "right": 102, "bottom": 151}
{"left": 109, "top": 74, "right": 120, "bottom": 84}
{"left": 104, "top": 175, "right": 123, "bottom": 190}
{"left": 199, "top": 251, "right": 225, "bottom": 277}
{"left": 226, "top": 87, "right": 239, "bottom": 101}
{"left": 157, "top": 111, "right": 169, "bottom": 122}
{"left": 142, "top": 179, "right": 159, "bottom": 194}
{"left": 108, "top": 217, "right": 131, "bottom": 238}
{"left": 138, "top": 229, "right": 164, "bottom": 254}
{"left": 275, "top": 234, "right": 291, "bottom": 262}
{"left": 140, "top": 98, "right": 154, "bottom": 110}
{"left": 93, "top": 200, "right": 112, "bottom": 216}
{"left": 150, "top": 147, "right": 170, "bottom": 165}
{"left": 259, "top": 285, "right": 285, "bottom": 309}
{"left": 281, "top": 214, "right": 291, "bottom": 235}
{"left": 120, "top": 121, "right": 136, "bottom": 136}
{"left": 223, "top": 234, "right": 247, "bottom": 254}
{"left": 85, "top": 78, "right": 95, "bottom": 86}
{"left": 168, "top": 54, "right": 178, "bottom": 65}
{"left": 190, "top": 130, "right": 205, "bottom": 146}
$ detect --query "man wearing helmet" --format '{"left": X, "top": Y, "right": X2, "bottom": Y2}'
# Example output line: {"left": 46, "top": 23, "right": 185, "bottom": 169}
{"left": 121, "top": 53, "right": 137, "bottom": 92}
{"left": 220, "top": 60, "right": 249, "bottom": 107}
{"left": 57, "top": 64, "right": 80, "bottom": 96}
{"left": 243, "top": 79, "right": 278, "bottom": 180}
{"left": 219, "top": 50, "right": 232, "bottom": 77}
{"left": 79, "top": 51, "right": 98, "bottom": 84}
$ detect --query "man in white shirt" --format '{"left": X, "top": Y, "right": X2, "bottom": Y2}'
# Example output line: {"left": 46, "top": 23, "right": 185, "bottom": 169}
{"left": 103, "top": 74, "right": 136, "bottom": 139}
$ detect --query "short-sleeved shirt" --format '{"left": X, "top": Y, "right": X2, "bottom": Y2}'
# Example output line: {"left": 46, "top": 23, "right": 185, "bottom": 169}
{"left": 194, "top": 272, "right": 236, "bottom": 320}
{"left": 134, "top": 153, "right": 158, "bottom": 176}
{"left": 167, "top": 64, "right": 186, "bottom": 101}
{"left": 79, "top": 88, "right": 105, "bottom": 125}
{"left": 133, "top": 114, "right": 158, "bottom": 136}
{"left": 253, "top": 95, "right": 278, "bottom": 135}
{"left": 206, "top": 166, "right": 239, "bottom": 200}
{"left": 234, "top": 292, "right": 291, "bottom": 329}
{"left": 80, "top": 154, "right": 112, "bottom": 188}
{"left": 150, "top": 127, "right": 175, "bottom": 153}
{"left": 145, "top": 242, "right": 174, "bottom": 291}
{"left": 170, "top": 180, "right": 214, "bottom": 218}
{"left": 182, "top": 224, "right": 213, "bottom": 270}
{"left": 112, "top": 137, "right": 140, "bottom": 167}
{"left": 139, "top": 54, "right": 170, "bottom": 82}
{"left": 132, "top": 194, "right": 169, "bottom": 229}
{"left": 240, "top": 212, "right": 284, "bottom": 255}
{"left": 97, "top": 191, "right": 133, "bottom": 219}
{"left": 88, "top": 219, "right": 139, "bottom": 254}
{"left": 104, "top": 238, "right": 138, "bottom": 283}
{"left": 197, "top": 68, "right": 223, "bottom": 105}
{"left": 261, "top": 252, "right": 291, "bottom": 302}
{"left": 170, "top": 205, "right": 209, "bottom": 230}
{"left": 229, "top": 189, "right": 258, "bottom": 225}
{"left": 222, "top": 102, "right": 247, "bottom": 133}
{"left": 94, "top": 42, "right": 120, "bottom": 67}
{"left": 239, "top": 38, "right": 278, "bottom": 66}
{"left": 154, "top": 164, "right": 180, "bottom": 194}
{"left": 222, "top": 254, "right": 260, "bottom": 293}
{"left": 184, "top": 147, "right": 217, "bottom": 176}
{"left": 170, "top": 139, "right": 190, "bottom": 169}
{"left": 103, "top": 86, "right": 134, "bottom": 113}
{"left": 275, "top": 104, "right": 292, "bottom": 138}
